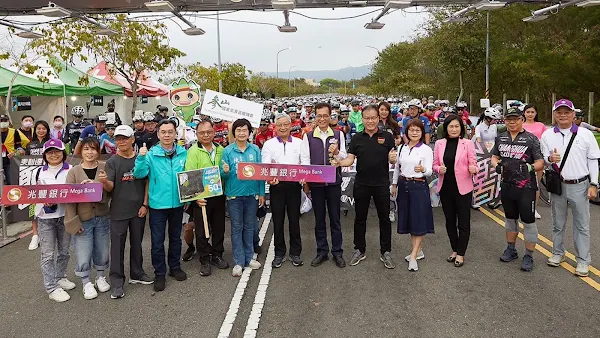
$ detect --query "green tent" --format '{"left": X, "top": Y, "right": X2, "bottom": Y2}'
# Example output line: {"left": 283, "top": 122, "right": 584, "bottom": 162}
{"left": 0, "top": 66, "right": 65, "bottom": 96}
{"left": 52, "top": 58, "right": 124, "bottom": 96}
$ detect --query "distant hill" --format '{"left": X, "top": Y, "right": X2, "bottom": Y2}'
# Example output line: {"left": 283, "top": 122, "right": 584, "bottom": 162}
{"left": 263, "top": 65, "right": 371, "bottom": 82}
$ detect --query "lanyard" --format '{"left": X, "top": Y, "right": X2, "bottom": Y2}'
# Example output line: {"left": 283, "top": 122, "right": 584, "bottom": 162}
{"left": 203, "top": 144, "right": 216, "bottom": 166}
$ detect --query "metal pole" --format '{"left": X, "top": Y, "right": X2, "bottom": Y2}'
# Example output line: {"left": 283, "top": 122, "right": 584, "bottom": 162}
{"left": 589, "top": 92, "right": 594, "bottom": 124}
{"left": 217, "top": 11, "right": 223, "bottom": 93}
{"left": 352, "top": 67, "right": 355, "bottom": 90}
{"left": 485, "top": 11, "right": 490, "bottom": 99}
{"left": 551, "top": 93, "right": 557, "bottom": 125}
{"left": 276, "top": 47, "right": 290, "bottom": 81}
{"left": 0, "top": 126, "right": 6, "bottom": 240}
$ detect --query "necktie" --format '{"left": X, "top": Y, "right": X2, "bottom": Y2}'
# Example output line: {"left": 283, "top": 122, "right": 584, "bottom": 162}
{"left": 58, "top": 130, "right": 62, "bottom": 139}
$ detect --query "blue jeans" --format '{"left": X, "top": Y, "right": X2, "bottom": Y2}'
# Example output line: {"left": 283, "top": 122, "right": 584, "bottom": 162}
{"left": 73, "top": 215, "right": 110, "bottom": 279}
{"left": 149, "top": 207, "right": 184, "bottom": 276}
{"left": 228, "top": 196, "right": 258, "bottom": 266}
{"left": 38, "top": 217, "right": 71, "bottom": 293}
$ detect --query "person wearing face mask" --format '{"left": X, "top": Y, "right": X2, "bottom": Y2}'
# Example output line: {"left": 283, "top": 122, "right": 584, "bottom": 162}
{"left": 19, "top": 115, "right": 35, "bottom": 141}
{"left": 66, "top": 106, "right": 91, "bottom": 154}
{"left": 1, "top": 114, "right": 28, "bottom": 185}
{"left": 50, "top": 116, "right": 67, "bottom": 143}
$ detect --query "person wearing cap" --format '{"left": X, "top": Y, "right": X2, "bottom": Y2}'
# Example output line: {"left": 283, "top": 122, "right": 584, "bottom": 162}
{"left": 262, "top": 113, "right": 305, "bottom": 268}
{"left": 183, "top": 119, "right": 229, "bottom": 276}
{"left": 287, "top": 107, "right": 306, "bottom": 139}
{"left": 133, "top": 119, "right": 188, "bottom": 292}
{"left": 339, "top": 107, "right": 356, "bottom": 147}
{"left": 302, "top": 114, "right": 316, "bottom": 135}
{"left": 332, "top": 104, "right": 398, "bottom": 269}
{"left": 300, "top": 102, "right": 347, "bottom": 268}
{"left": 541, "top": 99, "right": 600, "bottom": 277}
{"left": 573, "top": 109, "right": 600, "bottom": 133}
{"left": 35, "top": 139, "right": 75, "bottom": 302}
{"left": 255, "top": 115, "right": 275, "bottom": 150}
{"left": 491, "top": 107, "right": 544, "bottom": 272}
{"left": 348, "top": 100, "right": 364, "bottom": 133}
{"left": 106, "top": 100, "right": 122, "bottom": 126}
{"left": 140, "top": 113, "right": 159, "bottom": 150}
{"left": 99, "top": 121, "right": 118, "bottom": 154}
{"left": 74, "top": 115, "right": 107, "bottom": 155}
{"left": 132, "top": 112, "right": 145, "bottom": 149}
{"left": 211, "top": 117, "right": 230, "bottom": 148}
{"left": 50, "top": 116, "right": 67, "bottom": 143}
{"left": 155, "top": 106, "right": 169, "bottom": 121}
{"left": 65, "top": 137, "right": 112, "bottom": 300}
{"left": 66, "top": 106, "right": 91, "bottom": 154}
{"left": 304, "top": 102, "right": 313, "bottom": 121}
{"left": 1, "top": 114, "right": 28, "bottom": 185}
{"left": 402, "top": 100, "right": 431, "bottom": 145}
{"left": 103, "top": 125, "right": 153, "bottom": 299}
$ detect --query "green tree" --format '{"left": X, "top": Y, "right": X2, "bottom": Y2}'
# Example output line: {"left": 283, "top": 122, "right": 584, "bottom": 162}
{"left": 33, "top": 14, "right": 185, "bottom": 114}
{"left": 319, "top": 78, "right": 342, "bottom": 90}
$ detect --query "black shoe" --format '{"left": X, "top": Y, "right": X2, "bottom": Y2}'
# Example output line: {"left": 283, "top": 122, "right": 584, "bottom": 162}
{"left": 182, "top": 245, "right": 195, "bottom": 261}
{"left": 454, "top": 260, "right": 464, "bottom": 267}
{"left": 254, "top": 245, "right": 262, "bottom": 255}
{"left": 332, "top": 255, "right": 346, "bottom": 268}
{"left": 129, "top": 274, "right": 154, "bottom": 285}
{"left": 447, "top": 255, "right": 457, "bottom": 263}
{"left": 154, "top": 275, "right": 166, "bottom": 292}
{"left": 200, "top": 262, "right": 212, "bottom": 277}
{"left": 310, "top": 254, "right": 329, "bottom": 267}
{"left": 210, "top": 256, "right": 230, "bottom": 269}
{"left": 272, "top": 256, "right": 286, "bottom": 268}
{"left": 289, "top": 255, "right": 303, "bottom": 267}
{"left": 168, "top": 268, "right": 188, "bottom": 281}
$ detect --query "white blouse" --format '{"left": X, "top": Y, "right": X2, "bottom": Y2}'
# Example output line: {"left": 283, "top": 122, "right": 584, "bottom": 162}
{"left": 392, "top": 143, "right": 433, "bottom": 184}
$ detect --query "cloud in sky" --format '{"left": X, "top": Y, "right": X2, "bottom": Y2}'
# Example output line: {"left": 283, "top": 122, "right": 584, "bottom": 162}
{"left": 2, "top": 7, "right": 429, "bottom": 73}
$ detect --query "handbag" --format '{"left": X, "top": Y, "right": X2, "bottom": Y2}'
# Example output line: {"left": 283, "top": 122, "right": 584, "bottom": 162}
{"left": 542, "top": 132, "right": 576, "bottom": 196}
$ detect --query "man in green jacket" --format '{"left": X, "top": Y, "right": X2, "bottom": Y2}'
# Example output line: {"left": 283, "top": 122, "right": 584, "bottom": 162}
{"left": 349, "top": 100, "right": 364, "bottom": 133}
{"left": 183, "top": 119, "right": 229, "bottom": 276}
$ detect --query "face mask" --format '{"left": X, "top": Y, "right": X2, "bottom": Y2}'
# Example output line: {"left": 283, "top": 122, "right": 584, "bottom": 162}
{"left": 54, "top": 121, "right": 63, "bottom": 128}
{"left": 0, "top": 122, "right": 9, "bottom": 128}
{"left": 23, "top": 121, "right": 33, "bottom": 128}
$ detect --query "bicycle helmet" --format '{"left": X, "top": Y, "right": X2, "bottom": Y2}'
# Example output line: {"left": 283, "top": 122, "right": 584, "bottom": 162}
{"left": 456, "top": 101, "right": 467, "bottom": 108}
{"left": 71, "top": 106, "right": 85, "bottom": 117}
{"left": 484, "top": 107, "right": 502, "bottom": 120}
{"left": 262, "top": 109, "right": 272, "bottom": 121}
{"left": 287, "top": 106, "right": 298, "bottom": 114}
{"left": 210, "top": 116, "right": 223, "bottom": 123}
{"left": 143, "top": 112, "right": 156, "bottom": 122}
{"left": 575, "top": 108, "right": 585, "bottom": 118}
{"left": 425, "top": 103, "right": 436, "bottom": 110}
{"left": 407, "top": 99, "right": 423, "bottom": 109}
{"left": 439, "top": 100, "right": 450, "bottom": 106}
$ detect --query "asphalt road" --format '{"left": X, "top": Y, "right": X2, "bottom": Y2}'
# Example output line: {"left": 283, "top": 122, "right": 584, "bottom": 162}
{"left": 1, "top": 199, "right": 599, "bottom": 338}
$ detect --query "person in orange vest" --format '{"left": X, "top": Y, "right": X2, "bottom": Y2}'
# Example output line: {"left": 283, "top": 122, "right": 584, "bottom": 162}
{"left": 1, "top": 114, "right": 29, "bottom": 185}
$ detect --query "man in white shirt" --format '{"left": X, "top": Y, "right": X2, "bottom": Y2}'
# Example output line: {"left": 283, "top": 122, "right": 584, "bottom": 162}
{"left": 300, "top": 102, "right": 347, "bottom": 268}
{"left": 262, "top": 113, "right": 305, "bottom": 268}
{"left": 541, "top": 99, "right": 600, "bottom": 277}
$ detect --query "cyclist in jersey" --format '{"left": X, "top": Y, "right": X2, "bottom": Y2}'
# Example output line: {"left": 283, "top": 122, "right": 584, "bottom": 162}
{"left": 401, "top": 99, "right": 431, "bottom": 144}
{"left": 66, "top": 106, "right": 91, "bottom": 153}
{"left": 255, "top": 110, "right": 275, "bottom": 150}
{"left": 422, "top": 103, "right": 436, "bottom": 123}
{"left": 212, "top": 117, "right": 230, "bottom": 147}
{"left": 75, "top": 115, "right": 107, "bottom": 155}
{"left": 287, "top": 106, "right": 306, "bottom": 139}
{"left": 475, "top": 107, "right": 503, "bottom": 144}
{"left": 139, "top": 112, "right": 159, "bottom": 149}
{"left": 99, "top": 121, "right": 117, "bottom": 154}
{"left": 349, "top": 100, "right": 364, "bottom": 133}
{"left": 574, "top": 109, "right": 600, "bottom": 132}
{"left": 491, "top": 108, "right": 544, "bottom": 272}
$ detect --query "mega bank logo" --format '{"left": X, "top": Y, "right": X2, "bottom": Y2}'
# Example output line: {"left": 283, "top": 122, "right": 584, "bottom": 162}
{"left": 242, "top": 165, "right": 256, "bottom": 178}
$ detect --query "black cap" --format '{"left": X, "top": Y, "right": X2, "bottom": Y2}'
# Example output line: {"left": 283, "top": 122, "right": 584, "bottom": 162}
{"left": 504, "top": 107, "right": 522, "bottom": 118}
{"left": 158, "top": 105, "right": 168, "bottom": 112}
{"left": 0, "top": 114, "right": 9, "bottom": 121}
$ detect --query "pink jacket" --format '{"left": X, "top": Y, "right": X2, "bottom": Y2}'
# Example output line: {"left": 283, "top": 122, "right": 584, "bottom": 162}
{"left": 433, "top": 138, "right": 477, "bottom": 195}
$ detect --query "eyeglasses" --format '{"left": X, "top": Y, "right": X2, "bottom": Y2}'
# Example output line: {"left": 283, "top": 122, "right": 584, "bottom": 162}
{"left": 106, "top": 127, "right": 115, "bottom": 131}
{"left": 46, "top": 149, "right": 62, "bottom": 155}
{"left": 197, "top": 131, "right": 213, "bottom": 136}
{"left": 316, "top": 115, "right": 330, "bottom": 120}
{"left": 260, "top": 123, "right": 268, "bottom": 126}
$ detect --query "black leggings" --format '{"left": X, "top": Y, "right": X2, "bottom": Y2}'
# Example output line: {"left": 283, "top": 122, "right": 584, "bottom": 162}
{"left": 439, "top": 189, "right": 472, "bottom": 256}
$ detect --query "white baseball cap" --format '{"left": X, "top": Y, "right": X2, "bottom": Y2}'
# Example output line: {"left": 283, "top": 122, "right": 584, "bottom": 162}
{"left": 114, "top": 125, "right": 134, "bottom": 137}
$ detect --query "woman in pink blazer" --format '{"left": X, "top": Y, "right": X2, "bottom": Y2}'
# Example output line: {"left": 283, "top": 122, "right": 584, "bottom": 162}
{"left": 433, "top": 115, "right": 478, "bottom": 267}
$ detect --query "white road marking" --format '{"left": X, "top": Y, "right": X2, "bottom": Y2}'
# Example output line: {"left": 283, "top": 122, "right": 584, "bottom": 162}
{"left": 217, "top": 213, "right": 272, "bottom": 338}
{"left": 243, "top": 233, "right": 275, "bottom": 337}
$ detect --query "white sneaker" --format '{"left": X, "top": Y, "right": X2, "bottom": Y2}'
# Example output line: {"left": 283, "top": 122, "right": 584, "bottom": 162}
{"left": 248, "top": 260, "right": 262, "bottom": 270}
{"left": 83, "top": 282, "right": 98, "bottom": 300}
{"left": 408, "top": 258, "right": 419, "bottom": 272}
{"left": 48, "top": 288, "right": 70, "bottom": 302}
{"left": 547, "top": 254, "right": 564, "bottom": 267}
{"left": 404, "top": 250, "right": 425, "bottom": 262}
{"left": 95, "top": 276, "right": 110, "bottom": 293}
{"left": 57, "top": 278, "right": 76, "bottom": 291}
{"left": 28, "top": 235, "right": 39, "bottom": 250}
{"left": 389, "top": 210, "right": 395, "bottom": 222}
{"left": 535, "top": 210, "right": 541, "bottom": 219}
{"left": 232, "top": 265, "right": 243, "bottom": 277}
{"left": 575, "top": 263, "right": 590, "bottom": 277}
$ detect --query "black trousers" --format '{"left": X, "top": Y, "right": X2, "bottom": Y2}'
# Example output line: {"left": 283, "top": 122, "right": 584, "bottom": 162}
{"left": 109, "top": 216, "right": 146, "bottom": 288}
{"left": 439, "top": 188, "right": 472, "bottom": 256}
{"left": 270, "top": 182, "right": 302, "bottom": 257}
{"left": 310, "top": 184, "right": 343, "bottom": 256}
{"left": 353, "top": 183, "right": 392, "bottom": 254}
{"left": 192, "top": 195, "right": 226, "bottom": 263}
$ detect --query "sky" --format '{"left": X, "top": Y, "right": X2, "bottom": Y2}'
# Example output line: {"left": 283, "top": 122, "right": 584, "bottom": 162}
{"left": 1, "top": 7, "right": 429, "bottom": 73}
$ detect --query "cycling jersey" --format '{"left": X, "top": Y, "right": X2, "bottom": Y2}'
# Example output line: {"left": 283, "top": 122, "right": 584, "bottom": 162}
{"left": 66, "top": 121, "right": 91, "bottom": 151}
{"left": 213, "top": 122, "right": 230, "bottom": 147}
{"left": 401, "top": 115, "right": 431, "bottom": 135}
{"left": 140, "top": 131, "right": 159, "bottom": 149}
{"left": 491, "top": 130, "right": 543, "bottom": 190}
{"left": 255, "top": 128, "right": 275, "bottom": 149}
{"left": 290, "top": 119, "right": 306, "bottom": 139}
{"left": 79, "top": 125, "right": 105, "bottom": 140}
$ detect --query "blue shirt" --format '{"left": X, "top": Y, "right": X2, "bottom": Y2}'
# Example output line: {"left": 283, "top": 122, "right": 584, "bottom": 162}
{"left": 221, "top": 142, "right": 265, "bottom": 197}
{"left": 79, "top": 125, "right": 105, "bottom": 140}
{"left": 401, "top": 115, "right": 431, "bottom": 135}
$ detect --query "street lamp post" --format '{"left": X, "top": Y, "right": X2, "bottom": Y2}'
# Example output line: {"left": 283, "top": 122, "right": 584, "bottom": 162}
{"left": 288, "top": 65, "right": 297, "bottom": 97}
{"left": 217, "top": 11, "right": 223, "bottom": 92}
{"left": 485, "top": 11, "right": 490, "bottom": 99}
{"left": 276, "top": 47, "right": 291, "bottom": 80}
{"left": 365, "top": 45, "right": 380, "bottom": 85}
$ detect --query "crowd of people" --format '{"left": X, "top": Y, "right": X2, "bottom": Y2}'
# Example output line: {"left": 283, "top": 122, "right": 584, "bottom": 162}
{"left": 4, "top": 94, "right": 599, "bottom": 303}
